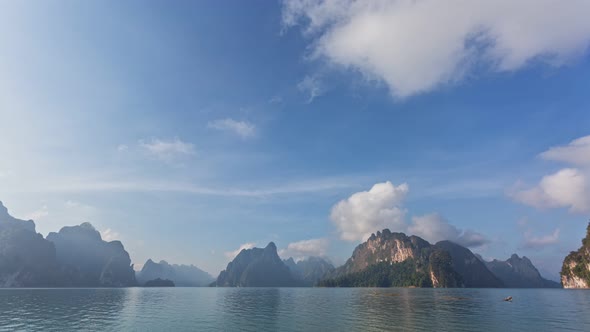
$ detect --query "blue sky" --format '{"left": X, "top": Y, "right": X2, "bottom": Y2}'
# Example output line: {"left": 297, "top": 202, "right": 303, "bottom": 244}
{"left": 1, "top": 1, "right": 590, "bottom": 280}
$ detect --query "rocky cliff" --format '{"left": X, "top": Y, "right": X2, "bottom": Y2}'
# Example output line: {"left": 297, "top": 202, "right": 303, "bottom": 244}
{"left": 335, "top": 230, "right": 431, "bottom": 276}
{"left": 47, "top": 222, "right": 136, "bottom": 287}
{"left": 485, "top": 254, "right": 560, "bottom": 288}
{"left": 137, "top": 259, "right": 213, "bottom": 287}
{"left": 0, "top": 202, "right": 63, "bottom": 287}
{"left": 322, "top": 229, "right": 501, "bottom": 288}
{"left": 212, "top": 242, "right": 298, "bottom": 287}
{"left": 561, "top": 222, "right": 590, "bottom": 289}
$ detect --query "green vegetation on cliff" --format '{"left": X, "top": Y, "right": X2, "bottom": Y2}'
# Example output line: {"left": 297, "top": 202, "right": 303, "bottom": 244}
{"left": 318, "top": 259, "right": 431, "bottom": 287}
{"left": 561, "top": 222, "right": 590, "bottom": 288}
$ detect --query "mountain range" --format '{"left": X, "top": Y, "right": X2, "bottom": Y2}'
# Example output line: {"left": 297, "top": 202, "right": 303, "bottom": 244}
{"left": 0, "top": 201, "right": 561, "bottom": 288}
{"left": 0, "top": 201, "right": 136, "bottom": 287}
{"left": 481, "top": 254, "right": 560, "bottom": 288}
{"left": 319, "top": 230, "right": 503, "bottom": 288}
{"left": 136, "top": 259, "right": 214, "bottom": 286}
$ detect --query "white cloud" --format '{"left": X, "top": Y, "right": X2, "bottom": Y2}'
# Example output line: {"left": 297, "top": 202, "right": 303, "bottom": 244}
{"left": 408, "top": 213, "right": 489, "bottom": 248}
{"left": 523, "top": 228, "right": 560, "bottom": 249}
{"left": 512, "top": 134, "right": 590, "bottom": 213}
{"left": 283, "top": 0, "right": 590, "bottom": 98}
{"left": 139, "top": 138, "right": 195, "bottom": 160}
{"left": 42, "top": 175, "right": 357, "bottom": 198}
{"left": 117, "top": 144, "right": 129, "bottom": 152}
{"left": 330, "top": 181, "right": 408, "bottom": 242}
{"left": 25, "top": 205, "right": 49, "bottom": 221}
{"left": 279, "top": 238, "right": 329, "bottom": 260}
{"left": 100, "top": 228, "right": 120, "bottom": 242}
{"left": 207, "top": 118, "right": 256, "bottom": 139}
{"left": 540, "top": 135, "right": 590, "bottom": 167}
{"left": 224, "top": 242, "right": 256, "bottom": 259}
{"left": 297, "top": 75, "right": 324, "bottom": 102}
{"left": 331, "top": 181, "right": 489, "bottom": 247}
{"left": 511, "top": 168, "right": 590, "bottom": 213}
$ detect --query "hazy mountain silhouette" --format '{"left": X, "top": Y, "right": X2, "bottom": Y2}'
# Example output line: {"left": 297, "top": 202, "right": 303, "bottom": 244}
{"left": 0, "top": 201, "right": 63, "bottom": 287}
{"left": 284, "top": 256, "right": 334, "bottom": 286}
{"left": 482, "top": 254, "right": 560, "bottom": 288}
{"left": 137, "top": 259, "right": 213, "bottom": 287}
{"left": 46, "top": 222, "right": 136, "bottom": 287}
{"left": 212, "top": 242, "right": 299, "bottom": 287}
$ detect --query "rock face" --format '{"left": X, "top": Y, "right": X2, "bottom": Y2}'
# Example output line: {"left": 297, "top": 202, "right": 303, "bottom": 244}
{"left": 484, "top": 254, "right": 560, "bottom": 288}
{"left": 336, "top": 230, "right": 432, "bottom": 276}
{"left": 561, "top": 222, "right": 590, "bottom": 289}
{"left": 143, "top": 278, "right": 175, "bottom": 287}
{"left": 321, "top": 229, "right": 501, "bottom": 288}
{"left": 284, "top": 256, "right": 335, "bottom": 286}
{"left": 212, "top": 242, "right": 298, "bottom": 287}
{"left": 0, "top": 202, "right": 62, "bottom": 287}
{"left": 137, "top": 259, "right": 213, "bottom": 287}
{"left": 47, "top": 223, "right": 136, "bottom": 287}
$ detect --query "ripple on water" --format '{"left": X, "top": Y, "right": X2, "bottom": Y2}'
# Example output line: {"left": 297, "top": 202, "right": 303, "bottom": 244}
{"left": 0, "top": 288, "right": 589, "bottom": 331}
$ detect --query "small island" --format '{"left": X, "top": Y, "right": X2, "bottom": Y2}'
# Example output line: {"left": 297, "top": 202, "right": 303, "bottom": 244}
{"left": 143, "top": 278, "right": 175, "bottom": 287}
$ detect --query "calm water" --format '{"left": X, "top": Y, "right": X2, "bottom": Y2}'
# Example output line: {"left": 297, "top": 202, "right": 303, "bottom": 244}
{"left": 0, "top": 288, "right": 588, "bottom": 331}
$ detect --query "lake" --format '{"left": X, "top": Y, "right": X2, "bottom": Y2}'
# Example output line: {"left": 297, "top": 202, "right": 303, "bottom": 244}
{"left": 0, "top": 288, "right": 588, "bottom": 331}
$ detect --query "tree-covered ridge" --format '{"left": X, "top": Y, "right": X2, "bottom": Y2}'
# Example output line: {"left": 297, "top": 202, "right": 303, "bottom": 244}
{"left": 318, "top": 259, "right": 431, "bottom": 287}
{"left": 319, "top": 249, "right": 463, "bottom": 288}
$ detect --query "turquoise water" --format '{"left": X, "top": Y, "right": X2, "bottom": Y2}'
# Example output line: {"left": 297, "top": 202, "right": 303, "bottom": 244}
{"left": 0, "top": 288, "right": 588, "bottom": 331}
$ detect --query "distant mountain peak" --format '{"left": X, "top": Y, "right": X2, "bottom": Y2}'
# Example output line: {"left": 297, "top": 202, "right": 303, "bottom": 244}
{"left": 0, "top": 201, "right": 7, "bottom": 215}
{"left": 484, "top": 254, "right": 559, "bottom": 288}
{"left": 212, "top": 243, "right": 297, "bottom": 287}
{"left": 0, "top": 200, "right": 36, "bottom": 232}
{"left": 137, "top": 259, "right": 213, "bottom": 287}
{"left": 79, "top": 222, "right": 96, "bottom": 230}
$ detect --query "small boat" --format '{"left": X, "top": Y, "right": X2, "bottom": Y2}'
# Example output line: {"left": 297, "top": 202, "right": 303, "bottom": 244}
{"left": 503, "top": 296, "right": 512, "bottom": 302}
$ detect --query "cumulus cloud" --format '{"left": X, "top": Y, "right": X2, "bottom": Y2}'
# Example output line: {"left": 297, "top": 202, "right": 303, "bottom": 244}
{"left": 511, "top": 168, "right": 590, "bottom": 213}
{"left": 540, "top": 135, "right": 590, "bottom": 167}
{"left": 408, "top": 213, "right": 489, "bottom": 248}
{"left": 208, "top": 118, "right": 256, "bottom": 139}
{"left": 279, "top": 238, "right": 329, "bottom": 260}
{"left": 283, "top": 0, "right": 590, "bottom": 98}
{"left": 512, "top": 134, "right": 590, "bottom": 213}
{"left": 330, "top": 181, "right": 408, "bottom": 242}
{"left": 523, "top": 228, "right": 560, "bottom": 249}
{"left": 297, "top": 75, "right": 324, "bottom": 102}
{"left": 331, "top": 182, "right": 489, "bottom": 247}
{"left": 139, "top": 138, "right": 195, "bottom": 161}
{"left": 224, "top": 242, "right": 256, "bottom": 259}
{"left": 100, "top": 228, "right": 120, "bottom": 242}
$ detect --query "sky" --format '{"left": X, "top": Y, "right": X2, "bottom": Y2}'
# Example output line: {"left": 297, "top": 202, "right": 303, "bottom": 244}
{"left": 1, "top": 0, "right": 590, "bottom": 281}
